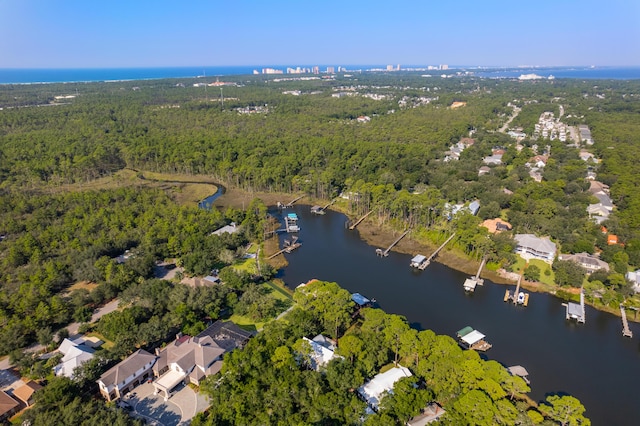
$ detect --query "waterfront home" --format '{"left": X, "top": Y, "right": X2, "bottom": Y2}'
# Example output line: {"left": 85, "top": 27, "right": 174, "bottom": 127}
{"left": 351, "top": 292, "right": 373, "bottom": 308}
{"left": 514, "top": 234, "right": 557, "bottom": 264}
{"left": 98, "top": 349, "right": 157, "bottom": 401}
{"left": 558, "top": 253, "right": 610, "bottom": 274}
{"left": 358, "top": 366, "right": 413, "bottom": 412}
{"left": 456, "top": 326, "right": 492, "bottom": 351}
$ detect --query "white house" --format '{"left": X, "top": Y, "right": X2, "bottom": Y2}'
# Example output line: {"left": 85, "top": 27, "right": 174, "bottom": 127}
{"left": 54, "top": 338, "right": 96, "bottom": 379}
{"left": 301, "top": 335, "right": 339, "bottom": 371}
{"left": 514, "top": 234, "right": 557, "bottom": 264}
{"left": 358, "top": 366, "right": 412, "bottom": 412}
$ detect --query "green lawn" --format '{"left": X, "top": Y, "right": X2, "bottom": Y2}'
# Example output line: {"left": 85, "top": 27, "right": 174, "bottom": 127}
{"left": 513, "top": 256, "right": 555, "bottom": 286}
{"left": 229, "top": 281, "right": 293, "bottom": 331}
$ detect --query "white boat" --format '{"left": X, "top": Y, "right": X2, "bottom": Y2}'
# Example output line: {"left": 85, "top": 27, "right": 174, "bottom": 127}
{"left": 517, "top": 292, "right": 525, "bottom": 304}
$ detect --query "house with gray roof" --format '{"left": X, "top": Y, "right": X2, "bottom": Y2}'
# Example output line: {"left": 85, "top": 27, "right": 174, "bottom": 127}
{"left": 152, "top": 334, "right": 226, "bottom": 400}
{"left": 98, "top": 349, "right": 157, "bottom": 402}
{"left": 558, "top": 253, "right": 610, "bottom": 274}
{"left": 514, "top": 234, "right": 557, "bottom": 264}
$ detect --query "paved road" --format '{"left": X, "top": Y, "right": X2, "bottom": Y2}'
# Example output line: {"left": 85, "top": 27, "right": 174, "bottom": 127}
{"left": 24, "top": 298, "right": 120, "bottom": 355}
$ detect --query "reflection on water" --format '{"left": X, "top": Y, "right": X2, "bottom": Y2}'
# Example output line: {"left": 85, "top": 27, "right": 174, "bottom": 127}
{"left": 274, "top": 205, "right": 640, "bottom": 425}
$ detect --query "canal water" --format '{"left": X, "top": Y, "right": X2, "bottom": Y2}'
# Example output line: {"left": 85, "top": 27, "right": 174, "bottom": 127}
{"left": 274, "top": 206, "right": 640, "bottom": 425}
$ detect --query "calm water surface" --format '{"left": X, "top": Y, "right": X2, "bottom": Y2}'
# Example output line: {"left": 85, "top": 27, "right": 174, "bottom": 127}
{"left": 275, "top": 206, "right": 640, "bottom": 425}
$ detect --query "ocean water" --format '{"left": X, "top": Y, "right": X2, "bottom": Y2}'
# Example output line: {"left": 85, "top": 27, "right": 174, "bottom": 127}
{"left": 472, "top": 66, "right": 640, "bottom": 80}
{"left": 1, "top": 65, "right": 639, "bottom": 84}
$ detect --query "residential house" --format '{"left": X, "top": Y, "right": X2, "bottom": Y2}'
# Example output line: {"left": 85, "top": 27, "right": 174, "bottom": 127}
{"left": 481, "top": 218, "right": 512, "bottom": 234}
{"left": 558, "top": 253, "right": 610, "bottom": 274}
{"left": 0, "top": 391, "right": 19, "bottom": 422}
{"left": 607, "top": 234, "right": 619, "bottom": 245}
{"left": 444, "top": 201, "right": 480, "bottom": 219}
{"left": 626, "top": 270, "right": 640, "bottom": 293}
{"left": 152, "top": 333, "right": 226, "bottom": 400}
{"left": 358, "top": 366, "right": 413, "bottom": 412}
{"left": 211, "top": 222, "right": 239, "bottom": 236}
{"left": 300, "top": 335, "right": 339, "bottom": 371}
{"left": 482, "top": 154, "right": 503, "bottom": 165}
{"left": 54, "top": 338, "right": 96, "bottom": 378}
{"left": 98, "top": 349, "right": 157, "bottom": 402}
{"left": 478, "top": 166, "right": 491, "bottom": 176}
{"left": 586, "top": 203, "right": 610, "bottom": 224}
{"left": 195, "top": 320, "right": 253, "bottom": 352}
{"left": 514, "top": 234, "right": 557, "bottom": 264}
{"left": 12, "top": 380, "right": 42, "bottom": 407}
{"left": 407, "top": 403, "right": 446, "bottom": 425}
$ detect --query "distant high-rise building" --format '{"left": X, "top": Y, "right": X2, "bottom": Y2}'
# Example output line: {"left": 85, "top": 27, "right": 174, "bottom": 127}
{"left": 326, "top": 66, "right": 335, "bottom": 73}
{"left": 312, "top": 66, "right": 319, "bottom": 74}
{"left": 397, "top": 64, "right": 401, "bottom": 71}
{"left": 387, "top": 64, "right": 394, "bottom": 71}
{"left": 440, "top": 64, "right": 449, "bottom": 70}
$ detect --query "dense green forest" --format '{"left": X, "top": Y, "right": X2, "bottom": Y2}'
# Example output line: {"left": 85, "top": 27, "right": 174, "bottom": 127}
{"left": 2, "top": 72, "right": 637, "bottom": 423}
{"left": 193, "top": 280, "right": 589, "bottom": 425}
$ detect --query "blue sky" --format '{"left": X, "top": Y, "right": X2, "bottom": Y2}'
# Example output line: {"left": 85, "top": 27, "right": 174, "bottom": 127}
{"left": 1, "top": 0, "right": 639, "bottom": 68}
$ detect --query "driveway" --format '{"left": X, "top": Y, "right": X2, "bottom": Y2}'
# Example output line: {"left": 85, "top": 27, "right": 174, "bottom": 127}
{"left": 126, "top": 382, "right": 209, "bottom": 425}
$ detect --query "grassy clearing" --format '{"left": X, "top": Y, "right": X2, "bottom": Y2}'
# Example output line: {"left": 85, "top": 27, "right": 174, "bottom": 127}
{"left": 48, "top": 169, "right": 218, "bottom": 207}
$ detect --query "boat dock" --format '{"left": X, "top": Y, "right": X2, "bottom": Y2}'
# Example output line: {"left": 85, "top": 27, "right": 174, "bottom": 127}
{"left": 278, "top": 194, "right": 305, "bottom": 209}
{"left": 284, "top": 213, "right": 300, "bottom": 233}
{"left": 503, "top": 275, "right": 529, "bottom": 306}
{"left": 620, "top": 304, "right": 633, "bottom": 338}
{"left": 457, "top": 326, "right": 492, "bottom": 352}
{"left": 377, "top": 228, "right": 411, "bottom": 257}
{"left": 563, "top": 289, "right": 586, "bottom": 323}
{"left": 410, "top": 254, "right": 429, "bottom": 270}
{"left": 507, "top": 365, "right": 531, "bottom": 385}
{"left": 463, "top": 257, "right": 486, "bottom": 292}
{"left": 311, "top": 198, "right": 337, "bottom": 215}
{"left": 267, "top": 236, "right": 301, "bottom": 259}
{"left": 349, "top": 209, "right": 374, "bottom": 230}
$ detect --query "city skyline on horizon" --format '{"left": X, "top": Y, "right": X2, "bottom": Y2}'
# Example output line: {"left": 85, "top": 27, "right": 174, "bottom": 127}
{"left": 2, "top": 0, "right": 639, "bottom": 69}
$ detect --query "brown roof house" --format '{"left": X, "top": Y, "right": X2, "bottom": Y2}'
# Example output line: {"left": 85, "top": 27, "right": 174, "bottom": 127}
{"left": 152, "top": 333, "right": 226, "bottom": 401}
{"left": 0, "top": 391, "right": 20, "bottom": 421}
{"left": 98, "top": 349, "right": 157, "bottom": 402}
{"left": 481, "top": 218, "right": 512, "bottom": 234}
{"left": 12, "top": 380, "right": 42, "bottom": 407}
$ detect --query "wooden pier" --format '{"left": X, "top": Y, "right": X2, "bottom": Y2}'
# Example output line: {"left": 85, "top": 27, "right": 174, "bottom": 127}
{"left": 278, "top": 194, "right": 305, "bottom": 209}
{"left": 503, "top": 274, "right": 529, "bottom": 306}
{"left": 419, "top": 233, "right": 456, "bottom": 268}
{"left": 463, "top": 257, "right": 486, "bottom": 292}
{"left": 267, "top": 236, "right": 301, "bottom": 259}
{"left": 349, "top": 209, "right": 374, "bottom": 230}
{"left": 377, "top": 229, "right": 411, "bottom": 257}
{"left": 620, "top": 304, "right": 633, "bottom": 338}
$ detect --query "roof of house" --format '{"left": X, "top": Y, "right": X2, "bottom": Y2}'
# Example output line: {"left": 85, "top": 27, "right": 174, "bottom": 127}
{"left": 514, "top": 234, "right": 556, "bottom": 254}
{"left": 55, "top": 338, "right": 96, "bottom": 378}
{"left": 154, "top": 335, "right": 225, "bottom": 375}
{"left": 302, "top": 337, "right": 338, "bottom": 370}
{"left": 358, "top": 366, "right": 412, "bottom": 410}
{"left": 211, "top": 222, "right": 238, "bottom": 236}
{"left": 12, "top": 381, "right": 42, "bottom": 404}
{"left": 0, "top": 391, "right": 19, "bottom": 417}
{"left": 407, "top": 403, "right": 446, "bottom": 426}
{"left": 195, "top": 320, "right": 253, "bottom": 352}
{"left": 351, "top": 293, "right": 371, "bottom": 306}
{"left": 558, "top": 253, "right": 610, "bottom": 272}
{"left": 608, "top": 235, "right": 619, "bottom": 245}
{"left": 99, "top": 349, "right": 157, "bottom": 388}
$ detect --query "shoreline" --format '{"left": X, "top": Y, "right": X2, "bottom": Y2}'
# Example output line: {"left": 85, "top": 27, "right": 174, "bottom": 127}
{"left": 210, "top": 187, "right": 631, "bottom": 322}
